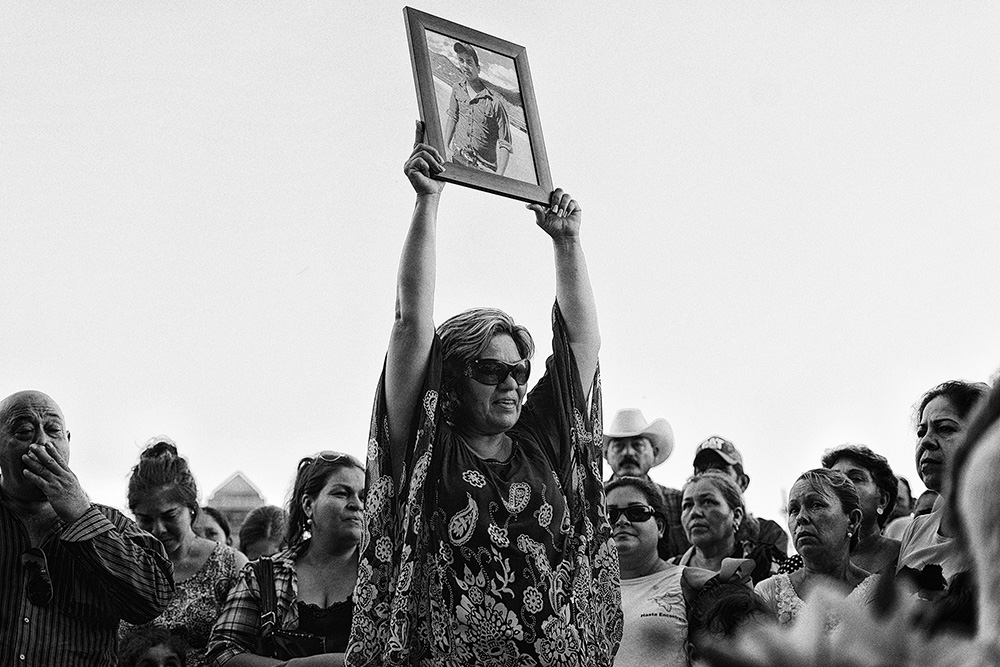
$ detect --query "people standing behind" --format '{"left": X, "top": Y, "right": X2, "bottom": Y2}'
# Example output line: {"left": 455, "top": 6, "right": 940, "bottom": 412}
{"left": 209, "top": 452, "right": 364, "bottom": 666}
{"left": 755, "top": 469, "right": 877, "bottom": 627}
{"left": 671, "top": 471, "right": 783, "bottom": 584}
{"left": 883, "top": 475, "right": 915, "bottom": 540}
{"left": 237, "top": 505, "right": 287, "bottom": 561}
{"left": 605, "top": 408, "right": 688, "bottom": 559}
{"left": 194, "top": 506, "right": 232, "bottom": 546}
{"left": 124, "top": 439, "right": 248, "bottom": 667}
{"left": 897, "top": 380, "right": 988, "bottom": 624}
{"left": 0, "top": 390, "right": 174, "bottom": 667}
{"left": 344, "top": 129, "right": 620, "bottom": 666}
{"left": 821, "top": 444, "right": 901, "bottom": 574}
{"left": 607, "top": 476, "right": 689, "bottom": 667}
{"left": 119, "top": 626, "right": 188, "bottom": 667}
{"left": 692, "top": 435, "right": 788, "bottom": 556}
{"left": 444, "top": 41, "right": 512, "bottom": 175}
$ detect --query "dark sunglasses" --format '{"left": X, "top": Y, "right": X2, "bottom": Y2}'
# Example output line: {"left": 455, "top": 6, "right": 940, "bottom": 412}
{"left": 608, "top": 505, "right": 657, "bottom": 524}
{"left": 465, "top": 358, "right": 531, "bottom": 386}
{"left": 21, "top": 547, "right": 53, "bottom": 607}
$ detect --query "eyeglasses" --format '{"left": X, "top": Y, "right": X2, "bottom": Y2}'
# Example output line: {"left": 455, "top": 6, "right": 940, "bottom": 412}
{"left": 608, "top": 505, "right": 657, "bottom": 524}
{"left": 21, "top": 548, "right": 53, "bottom": 607}
{"left": 464, "top": 359, "right": 531, "bottom": 386}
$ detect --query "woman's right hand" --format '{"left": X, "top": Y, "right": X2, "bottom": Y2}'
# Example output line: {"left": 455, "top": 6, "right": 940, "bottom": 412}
{"left": 404, "top": 121, "right": 446, "bottom": 197}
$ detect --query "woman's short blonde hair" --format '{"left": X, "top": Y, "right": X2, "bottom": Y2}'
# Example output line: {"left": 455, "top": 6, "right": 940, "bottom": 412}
{"left": 436, "top": 307, "right": 534, "bottom": 423}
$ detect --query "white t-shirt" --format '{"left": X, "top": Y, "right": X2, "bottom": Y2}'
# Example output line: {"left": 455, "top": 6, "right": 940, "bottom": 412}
{"left": 617, "top": 564, "right": 689, "bottom": 667}
{"left": 896, "top": 507, "right": 970, "bottom": 587}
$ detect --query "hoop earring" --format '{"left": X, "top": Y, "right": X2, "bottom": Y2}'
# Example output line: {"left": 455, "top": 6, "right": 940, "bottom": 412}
{"left": 876, "top": 507, "right": 884, "bottom": 516}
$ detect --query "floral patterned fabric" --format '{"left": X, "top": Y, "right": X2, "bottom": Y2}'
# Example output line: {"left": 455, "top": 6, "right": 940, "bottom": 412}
{"left": 755, "top": 572, "right": 880, "bottom": 630}
{"left": 122, "top": 542, "right": 241, "bottom": 667}
{"left": 346, "top": 303, "right": 622, "bottom": 667}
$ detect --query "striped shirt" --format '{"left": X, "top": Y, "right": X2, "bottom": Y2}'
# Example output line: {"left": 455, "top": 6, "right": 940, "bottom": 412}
{"left": 1, "top": 494, "right": 175, "bottom": 667}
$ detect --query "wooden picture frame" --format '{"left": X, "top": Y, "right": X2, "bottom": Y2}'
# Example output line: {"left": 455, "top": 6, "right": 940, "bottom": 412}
{"left": 404, "top": 7, "right": 553, "bottom": 205}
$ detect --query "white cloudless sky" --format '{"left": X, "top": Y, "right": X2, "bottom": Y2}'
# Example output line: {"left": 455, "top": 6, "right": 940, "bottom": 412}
{"left": 3, "top": 1, "right": 998, "bottom": 530}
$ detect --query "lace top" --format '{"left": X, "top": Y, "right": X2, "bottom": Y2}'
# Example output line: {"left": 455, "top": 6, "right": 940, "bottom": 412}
{"left": 122, "top": 543, "right": 241, "bottom": 667}
{"left": 755, "top": 572, "right": 879, "bottom": 630}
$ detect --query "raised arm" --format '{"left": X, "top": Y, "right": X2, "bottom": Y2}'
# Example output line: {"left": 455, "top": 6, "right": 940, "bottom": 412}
{"left": 528, "top": 189, "right": 600, "bottom": 397}
{"left": 385, "top": 122, "right": 446, "bottom": 453}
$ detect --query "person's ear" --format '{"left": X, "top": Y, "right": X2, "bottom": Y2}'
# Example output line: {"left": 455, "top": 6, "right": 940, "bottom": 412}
{"left": 656, "top": 516, "right": 666, "bottom": 538}
{"left": 66, "top": 430, "right": 71, "bottom": 443}
{"left": 301, "top": 494, "right": 314, "bottom": 520}
{"left": 848, "top": 507, "right": 863, "bottom": 535}
{"left": 738, "top": 472, "right": 750, "bottom": 492}
{"left": 878, "top": 487, "right": 893, "bottom": 515}
{"left": 733, "top": 506, "right": 745, "bottom": 529}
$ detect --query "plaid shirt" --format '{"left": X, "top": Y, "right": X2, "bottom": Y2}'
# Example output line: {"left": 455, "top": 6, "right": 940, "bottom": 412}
{"left": 1, "top": 497, "right": 174, "bottom": 667}
{"left": 207, "top": 543, "right": 305, "bottom": 666}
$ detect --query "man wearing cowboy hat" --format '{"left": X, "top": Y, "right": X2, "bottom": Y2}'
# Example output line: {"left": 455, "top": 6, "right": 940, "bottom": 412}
{"left": 693, "top": 435, "right": 788, "bottom": 555}
{"left": 604, "top": 408, "right": 689, "bottom": 558}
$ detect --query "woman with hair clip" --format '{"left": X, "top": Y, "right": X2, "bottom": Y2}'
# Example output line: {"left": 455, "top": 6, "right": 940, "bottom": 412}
{"left": 208, "top": 451, "right": 365, "bottom": 666}
{"left": 124, "top": 439, "right": 248, "bottom": 667}
{"left": 344, "top": 124, "right": 621, "bottom": 666}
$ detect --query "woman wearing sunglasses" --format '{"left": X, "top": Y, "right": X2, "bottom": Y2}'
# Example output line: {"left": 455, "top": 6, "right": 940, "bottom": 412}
{"left": 345, "top": 124, "right": 620, "bottom": 666}
{"left": 606, "top": 476, "right": 689, "bottom": 667}
{"left": 208, "top": 451, "right": 365, "bottom": 666}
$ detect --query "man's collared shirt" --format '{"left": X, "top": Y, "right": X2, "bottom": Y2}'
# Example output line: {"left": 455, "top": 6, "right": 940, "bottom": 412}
{"left": 447, "top": 82, "right": 512, "bottom": 172}
{"left": 0, "top": 489, "right": 174, "bottom": 667}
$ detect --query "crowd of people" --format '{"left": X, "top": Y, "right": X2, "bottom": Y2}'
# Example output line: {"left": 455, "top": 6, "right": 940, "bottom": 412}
{"left": 2, "top": 128, "right": 998, "bottom": 666}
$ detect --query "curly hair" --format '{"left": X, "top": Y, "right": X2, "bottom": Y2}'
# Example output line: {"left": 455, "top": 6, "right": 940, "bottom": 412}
{"left": 436, "top": 307, "right": 534, "bottom": 424}
{"left": 821, "top": 444, "right": 897, "bottom": 527}
{"left": 682, "top": 470, "right": 758, "bottom": 542}
{"left": 791, "top": 468, "right": 862, "bottom": 551}
{"left": 285, "top": 452, "right": 365, "bottom": 547}
{"left": 126, "top": 437, "right": 199, "bottom": 518}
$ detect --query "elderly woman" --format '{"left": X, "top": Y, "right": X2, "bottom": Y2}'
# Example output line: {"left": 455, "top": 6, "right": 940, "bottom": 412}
{"left": 820, "top": 444, "right": 900, "bottom": 574}
{"left": 671, "top": 471, "right": 781, "bottom": 585}
{"left": 124, "top": 440, "right": 248, "bottom": 667}
{"left": 209, "top": 452, "right": 365, "bottom": 666}
{"left": 607, "top": 477, "right": 688, "bottom": 667}
{"left": 344, "top": 126, "right": 620, "bottom": 666}
{"left": 755, "top": 469, "right": 876, "bottom": 626}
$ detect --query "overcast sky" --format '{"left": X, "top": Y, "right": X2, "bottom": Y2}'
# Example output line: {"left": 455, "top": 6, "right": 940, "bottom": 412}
{"left": 3, "top": 1, "right": 998, "bottom": 529}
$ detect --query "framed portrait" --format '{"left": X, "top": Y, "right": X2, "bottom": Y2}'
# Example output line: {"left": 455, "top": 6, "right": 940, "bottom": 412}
{"left": 404, "top": 7, "right": 553, "bottom": 205}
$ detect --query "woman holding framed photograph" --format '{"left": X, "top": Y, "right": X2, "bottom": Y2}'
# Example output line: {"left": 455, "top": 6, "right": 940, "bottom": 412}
{"left": 345, "top": 123, "right": 621, "bottom": 666}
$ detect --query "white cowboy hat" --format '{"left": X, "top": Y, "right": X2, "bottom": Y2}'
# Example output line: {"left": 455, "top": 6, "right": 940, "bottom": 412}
{"left": 603, "top": 408, "right": 674, "bottom": 467}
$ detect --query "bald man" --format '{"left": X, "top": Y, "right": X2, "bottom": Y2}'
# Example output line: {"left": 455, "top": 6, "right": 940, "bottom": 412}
{"left": 0, "top": 390, "right": 174, "bottom": 666}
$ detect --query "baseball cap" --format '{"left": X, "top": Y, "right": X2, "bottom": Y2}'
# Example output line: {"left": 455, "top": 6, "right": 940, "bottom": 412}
{"left": 694, "top": 435, "right": 744, "bottom": 469}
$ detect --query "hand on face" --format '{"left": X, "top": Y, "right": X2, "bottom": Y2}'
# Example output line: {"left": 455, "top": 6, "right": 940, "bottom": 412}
{"left": 21, "top": 441, "right": 90, "bottom": 522}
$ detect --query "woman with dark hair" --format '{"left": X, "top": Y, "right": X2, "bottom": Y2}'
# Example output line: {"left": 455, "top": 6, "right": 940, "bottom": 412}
{"left": 344, "top": 126, "right": 620, "bottom": 666}
{"left": 606, "top": 476, "right": 688, "bottom": 667}
{"left": 671, "top": 471, "right": 782, "bottom": 585}
{"left": 125, "top": 439, "right": 248, "bottom": 667}
{"left": 821, "top": 443, "right": 900, "bottom": 574}
{"left": 208, "top": 452, "right": 365, "bottom": 666}
{"left": 238, "top": 505, "right": 287, "bottom": 561}
{"left": 195, "top": 506, "right": 232, "bottom": 546}
{"left": 896, "top": 380, "right": 988, "bottom": 627}
{"left": 755, "top": 469, "right": 876, "bottom": 627}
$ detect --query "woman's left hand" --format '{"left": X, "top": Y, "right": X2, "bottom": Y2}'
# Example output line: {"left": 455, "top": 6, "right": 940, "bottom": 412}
{"left": 528, "top": 188, "right": 581, "bottom": 241}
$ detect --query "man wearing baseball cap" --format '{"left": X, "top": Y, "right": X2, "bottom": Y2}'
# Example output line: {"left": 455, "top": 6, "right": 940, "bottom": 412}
{"left": 693, "top": 435, "right": 788, "bottom": 555}
{"left": 604, "top": 408, "right": 689, "bottom": 558}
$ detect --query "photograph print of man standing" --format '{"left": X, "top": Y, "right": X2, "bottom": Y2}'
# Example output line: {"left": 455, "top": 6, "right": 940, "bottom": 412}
{"left": 444, "top": 41, "right": 513, "bottom": 175}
